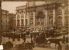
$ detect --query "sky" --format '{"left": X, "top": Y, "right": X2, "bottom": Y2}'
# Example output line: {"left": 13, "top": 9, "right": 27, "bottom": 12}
{"left": 2, "top": 1, "right": 46, "bottom": 14}
{"left": 2, "top": 1, "right": 27, "bottom": 14}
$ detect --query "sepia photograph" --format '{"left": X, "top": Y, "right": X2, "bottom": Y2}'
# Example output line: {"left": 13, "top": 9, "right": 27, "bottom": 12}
{"left": 0, "top": 0, "right": 69, "bottom": 50}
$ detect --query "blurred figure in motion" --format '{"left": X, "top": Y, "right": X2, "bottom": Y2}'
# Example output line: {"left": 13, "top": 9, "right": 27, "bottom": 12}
{"left": 58, "top": 43, "right": 62, "bottom": 50}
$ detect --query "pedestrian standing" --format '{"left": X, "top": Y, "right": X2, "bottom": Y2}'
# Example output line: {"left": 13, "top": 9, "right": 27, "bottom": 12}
{"left": 62, "top": 35, "right": 65, "bottom": 43}
{"left": 58, "top": 43, "right": 62, "bottom": 50}
{"left": 12, "top": 33, "right": 15, "bottom": 41}
{"left": 47, "top": 40, "right": 51, "bottom": 48}
{"left": 17, "top": 34, "right": 20, "bottom": 41}
{"left": 31, "top": 40, "right": 34, "bottom": 48}
{"left": 65, "top": 44, "right": 69, "bottom": 50}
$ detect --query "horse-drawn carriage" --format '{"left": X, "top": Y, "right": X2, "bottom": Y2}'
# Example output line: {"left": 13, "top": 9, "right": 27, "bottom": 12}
{"left": 30, "top": 31, "right": 48, "bottom": 46}
{"left": 30, "top": 31, "right": 63, "bottom": 48}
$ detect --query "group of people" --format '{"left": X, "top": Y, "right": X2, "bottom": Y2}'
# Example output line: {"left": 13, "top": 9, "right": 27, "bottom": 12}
{"left": 2, "top": 29, "right": 30, "bottom": 42}
{"left": 2, "top": 28, "right": 68, "bottom": 50}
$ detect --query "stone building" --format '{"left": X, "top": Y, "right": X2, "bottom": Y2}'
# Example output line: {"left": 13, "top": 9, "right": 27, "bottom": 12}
{"left": 2, "top": 10, "right": 9, "bottom": 32}
{"left": 16, "top": 1, "right": 68, "bottom": 31}
{"left": 2, "top": 10, "right": 16, "bottom": 32}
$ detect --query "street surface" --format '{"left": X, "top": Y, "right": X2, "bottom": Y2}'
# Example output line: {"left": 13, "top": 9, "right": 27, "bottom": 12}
{"left": 2, "top": 37, "right": 67, "bottom": 50}
{"left": 2, "top": 36, "right": 57, "bottom": 50}
{"left": 33, "top": 47, "right": 56, "bottom": 50}
{"left": 4, "top": 46, "right": 56, "bottom": 50}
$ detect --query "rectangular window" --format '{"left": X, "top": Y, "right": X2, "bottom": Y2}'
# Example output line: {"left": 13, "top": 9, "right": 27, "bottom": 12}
{"left": 21, "top": 19, "right": 23, "bottom": 24}
{"left": 21, "top": 19, "right": 24, "bottom": 26}
{"left": 25, "top": 19, "right": 27, "bottom": 26}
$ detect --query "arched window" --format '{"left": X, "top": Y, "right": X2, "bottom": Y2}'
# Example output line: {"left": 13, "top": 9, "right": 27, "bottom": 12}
{"left": 17, "top": 20, "right": 20, "bottom": 26}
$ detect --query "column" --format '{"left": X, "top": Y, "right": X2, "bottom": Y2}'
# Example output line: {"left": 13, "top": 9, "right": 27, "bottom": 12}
{"left": 33, "top": 12, "right": 35, "bottom": 27}
{"left": 27, "top": 12, "right": 29, "bottom": 26}
{"left": 19, "top": 13, "right": 21, "bottom": 27}
{"left": 24, "top": 13, "right": 25, "bottom": 26}
{"left": 53, "top": 8, "right": 55, "bottom": 25}
{"left": 62, "top": 8, "right": 65, "bottom": 26}
{"left": 45, "top": 10, "right": 47, "bottom": 27}
{"left": 16, "top": 14, "right": 17, "bottom": 27}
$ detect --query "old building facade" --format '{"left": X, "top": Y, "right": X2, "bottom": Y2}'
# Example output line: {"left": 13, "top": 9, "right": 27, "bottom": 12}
{"left": 2, "top": 10, "right": 9, "bottom": 32}
{"left": 2, "top": 10, "right": 16, "bottom": 32}
{"left": 16, "top": 1, "right": 68, "bottom": 31}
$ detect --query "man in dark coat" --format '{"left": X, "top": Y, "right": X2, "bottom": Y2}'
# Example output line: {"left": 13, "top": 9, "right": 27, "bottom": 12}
{"left": 21, "top": 32, "right": 26, "bottom": 42}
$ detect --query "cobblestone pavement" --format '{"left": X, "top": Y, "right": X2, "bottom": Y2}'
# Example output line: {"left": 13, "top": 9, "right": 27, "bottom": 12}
{"left": 2, "top": 37, "right": 67, "bottom": 50}
{"left": 33, "top": 47, "right": 56, "bottom": 50}
{"left": 4, "top": 47, "right": 56, "bottom": 50}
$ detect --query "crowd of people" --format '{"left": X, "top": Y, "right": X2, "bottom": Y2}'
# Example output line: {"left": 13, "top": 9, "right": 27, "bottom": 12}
{"left": 2, "top": 31, "right": 28, "bottom": 42}
{"left": 2, "top": 27, "right": 63, "bottom": 40}
{"left": 1, "top": 28, "right": 68, "bottom": 50}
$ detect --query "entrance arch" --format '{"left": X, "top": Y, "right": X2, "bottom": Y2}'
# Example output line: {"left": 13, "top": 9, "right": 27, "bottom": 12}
{"left": 36, "top": 11, "right": 45, "bottom": 26}
{"left": 36, "top": 11, "right": 45, "bottom": 18}
{"left": 35, "top": 11, "right": 45, "bottom": 31}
